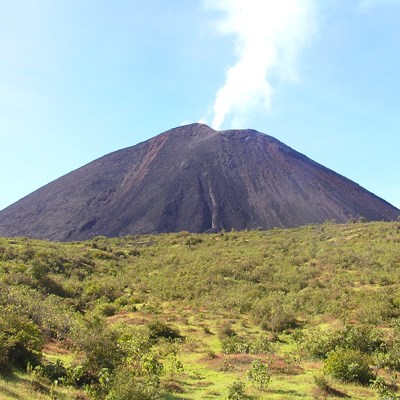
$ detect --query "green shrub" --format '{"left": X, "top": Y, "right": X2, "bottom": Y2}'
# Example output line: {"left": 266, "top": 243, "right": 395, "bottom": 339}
{"left": 246, "top": 359, "right": 270, "bottom": 391}
{"left": 382, "top": 320, "right": 400, "bottom": 371}
{"left": 338, "top": 324, "right": 385, "bottom": 354}
{"left": 0, "top": 307, "right": 43, "bottom": 372}
{"left": 1, "top": 285, "right": 77, "bottom": 340}
{"left": 93, "top": 302, "right": 119, "bottom": 317}
{"left": 147, "top": 320, "right": 181, "bottom": 341}
{"left": 323, "top": 348, "right": 374, "bottom": 384}
{"left": 73, "top": 317, "right": 124, "bottom": 375}
{"left": 370, "top": 376, "right": 400, "bottom": 399}
{"left": 218, "top": 322, "right": 237, "bottom": 338}
{"left": 300, "top": 324, "right": 385, "bottom": 359}
{"left": 34, "top": 359, "right": 67, "bottom": 382}
{"left": 221, "top": 332, "right": 271, "bottom": 355}
{"left": 254, "top": 291, "right": 296, "bottom": 332}
{"left": 221, "top": 336, "right": 251, "bottom": 354}
{"left": 250, "top": 334, "right": 272, "bottom": 354}
{"left": 227, "top": 379, "right": 247, "bottom": 400}
{"left": 105, "top": 365, "right": 163, "bottom": 400}
{"left": 88, "top": 325, "right": 165, "bottom": 399}
{"left": 185, "top": 237, "right": 203, "bottom": 247}
{"left": 117, "top": 325, "right": 153, "bottom": 360}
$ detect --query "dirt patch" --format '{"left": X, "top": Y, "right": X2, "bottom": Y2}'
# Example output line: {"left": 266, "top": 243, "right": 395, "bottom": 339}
{"left": 42, "top": 340, "right": 70, "bottom": 355}
{"left": 106, "top": 310, "right": 153, "bottom": 325}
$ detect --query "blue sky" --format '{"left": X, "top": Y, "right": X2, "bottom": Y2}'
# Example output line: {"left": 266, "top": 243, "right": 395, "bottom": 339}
{"left": 1, "top": 0, "right": 399, "bottom": 211}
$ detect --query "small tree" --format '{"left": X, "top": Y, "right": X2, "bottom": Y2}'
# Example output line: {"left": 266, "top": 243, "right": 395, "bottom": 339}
{"left": 246, "top": 359, "right": 271, "bottom": 391}
{"left": 227, "top": 379, "right": 247, "bottom": 400}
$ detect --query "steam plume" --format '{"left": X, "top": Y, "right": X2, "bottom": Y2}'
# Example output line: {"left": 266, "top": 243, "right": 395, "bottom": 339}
{"left": 206, "top": 0, "right": 316, "bottom": 129}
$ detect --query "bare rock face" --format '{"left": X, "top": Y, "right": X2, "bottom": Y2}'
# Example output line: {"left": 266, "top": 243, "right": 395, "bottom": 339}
{"left": 0, "top": 123, "right": 398, "bottom": 241}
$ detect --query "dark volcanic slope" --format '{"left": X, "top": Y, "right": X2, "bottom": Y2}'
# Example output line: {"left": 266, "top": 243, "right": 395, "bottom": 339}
{"left": 0, "top": 123, "right": 398, "bottom": 241}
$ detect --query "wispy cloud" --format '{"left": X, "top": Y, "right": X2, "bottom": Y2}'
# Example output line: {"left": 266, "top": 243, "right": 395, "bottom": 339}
{"left": 205, "top": 0, "right": 316, "bottom": 130}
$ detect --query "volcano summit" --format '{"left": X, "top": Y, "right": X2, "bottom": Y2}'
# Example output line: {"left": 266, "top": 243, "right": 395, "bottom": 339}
{"left": 0, "top": 123, "right": 398, "bottom": 241}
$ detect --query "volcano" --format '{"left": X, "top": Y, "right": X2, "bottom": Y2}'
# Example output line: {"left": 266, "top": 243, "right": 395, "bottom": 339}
{"left": 0, "top": 123, "right": 398, "bottom": 241}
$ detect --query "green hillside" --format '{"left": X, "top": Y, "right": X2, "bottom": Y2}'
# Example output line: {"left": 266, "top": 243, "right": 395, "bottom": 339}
{"left": 1, "top": 221, "right": 400, "bottom": 399}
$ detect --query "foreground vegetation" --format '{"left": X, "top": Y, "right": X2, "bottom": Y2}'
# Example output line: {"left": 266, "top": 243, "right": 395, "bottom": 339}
{"left": 1, "top": 221, "right": 400, "bottom": 399}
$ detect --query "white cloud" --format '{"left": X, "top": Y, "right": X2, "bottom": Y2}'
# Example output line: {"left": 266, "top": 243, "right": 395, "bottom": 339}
{"left": 205, "top": 0, "right": 316, "bottom": 130}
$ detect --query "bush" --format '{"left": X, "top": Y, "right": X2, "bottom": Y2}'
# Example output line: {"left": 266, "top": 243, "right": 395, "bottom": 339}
{"left": 246, "top": 359, "right": 270, "bottom": 391}
{"left": 73, "top": 317, "right": 124, "bottom": 375}
{"left": 1, "top": 285, "right": 77, "bottom": 340}
{"left": 218, "top": 322, "right": 237, "bottom": 338}
{"left": 221, "top": 336, "right": 251, "bottom": 354}
{"left": 227, "top": 379, "right": 247, "bottom": 400}
{"left": 93, "top": 302, "right": 119, "bottom": 317}
{"left": 105, "top": 365, "right": 163, "bottom": 400}
{"left": 323, "top": 349, "right": 374, "bottom": 384}
{"left": 298, "top": 329, "right": 334, "bottom": 359}
{"left": 34, "top": 359, "right": 67, "bottom": 382}
{"left": 338, "top": 324, "right": 385, "bottom": 354}
{"left": 251, "top": 334, "right": 272, "bottom": 354}
{"left": 370, "top": 376, "right": 400, "bottom": 399}
{"left": 221, "top": 334, "right": 271, "bottom": 355}
{"left": 382, "top": 320, "right": 400, "bottom": 371}
{"left": 185, "top": 237, "right": 203, "bottom": 247}
{"left": 254, "top": 291, "right": 296, "bottom": 332}
{"left": 0, "top": 308, "right": 43, "bottom": 372}
{"left": 147, "top": 320, "right": 181, "bottom": 341}
{"left": 300, "top": 324, "right": 385, "bottom": 360}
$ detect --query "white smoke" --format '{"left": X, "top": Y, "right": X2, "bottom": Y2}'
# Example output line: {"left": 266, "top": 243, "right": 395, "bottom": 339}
{"left": 205, "top": 0, "right": 316, "bottom": 129}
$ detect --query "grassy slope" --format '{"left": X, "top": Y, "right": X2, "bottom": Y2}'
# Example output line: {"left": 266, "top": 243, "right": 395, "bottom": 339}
{"left": 1, "top": 221, "right": 400, "bottom": 399}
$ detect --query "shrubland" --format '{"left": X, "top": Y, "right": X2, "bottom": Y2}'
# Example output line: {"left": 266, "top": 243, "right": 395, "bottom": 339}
{"left": 0, "top": 221, "right": 400, "bottom": 398}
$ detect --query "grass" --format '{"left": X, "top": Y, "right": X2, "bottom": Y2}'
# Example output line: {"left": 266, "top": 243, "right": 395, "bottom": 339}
{"left": 0, "top": 371, "right": 79, "bottom": 400}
